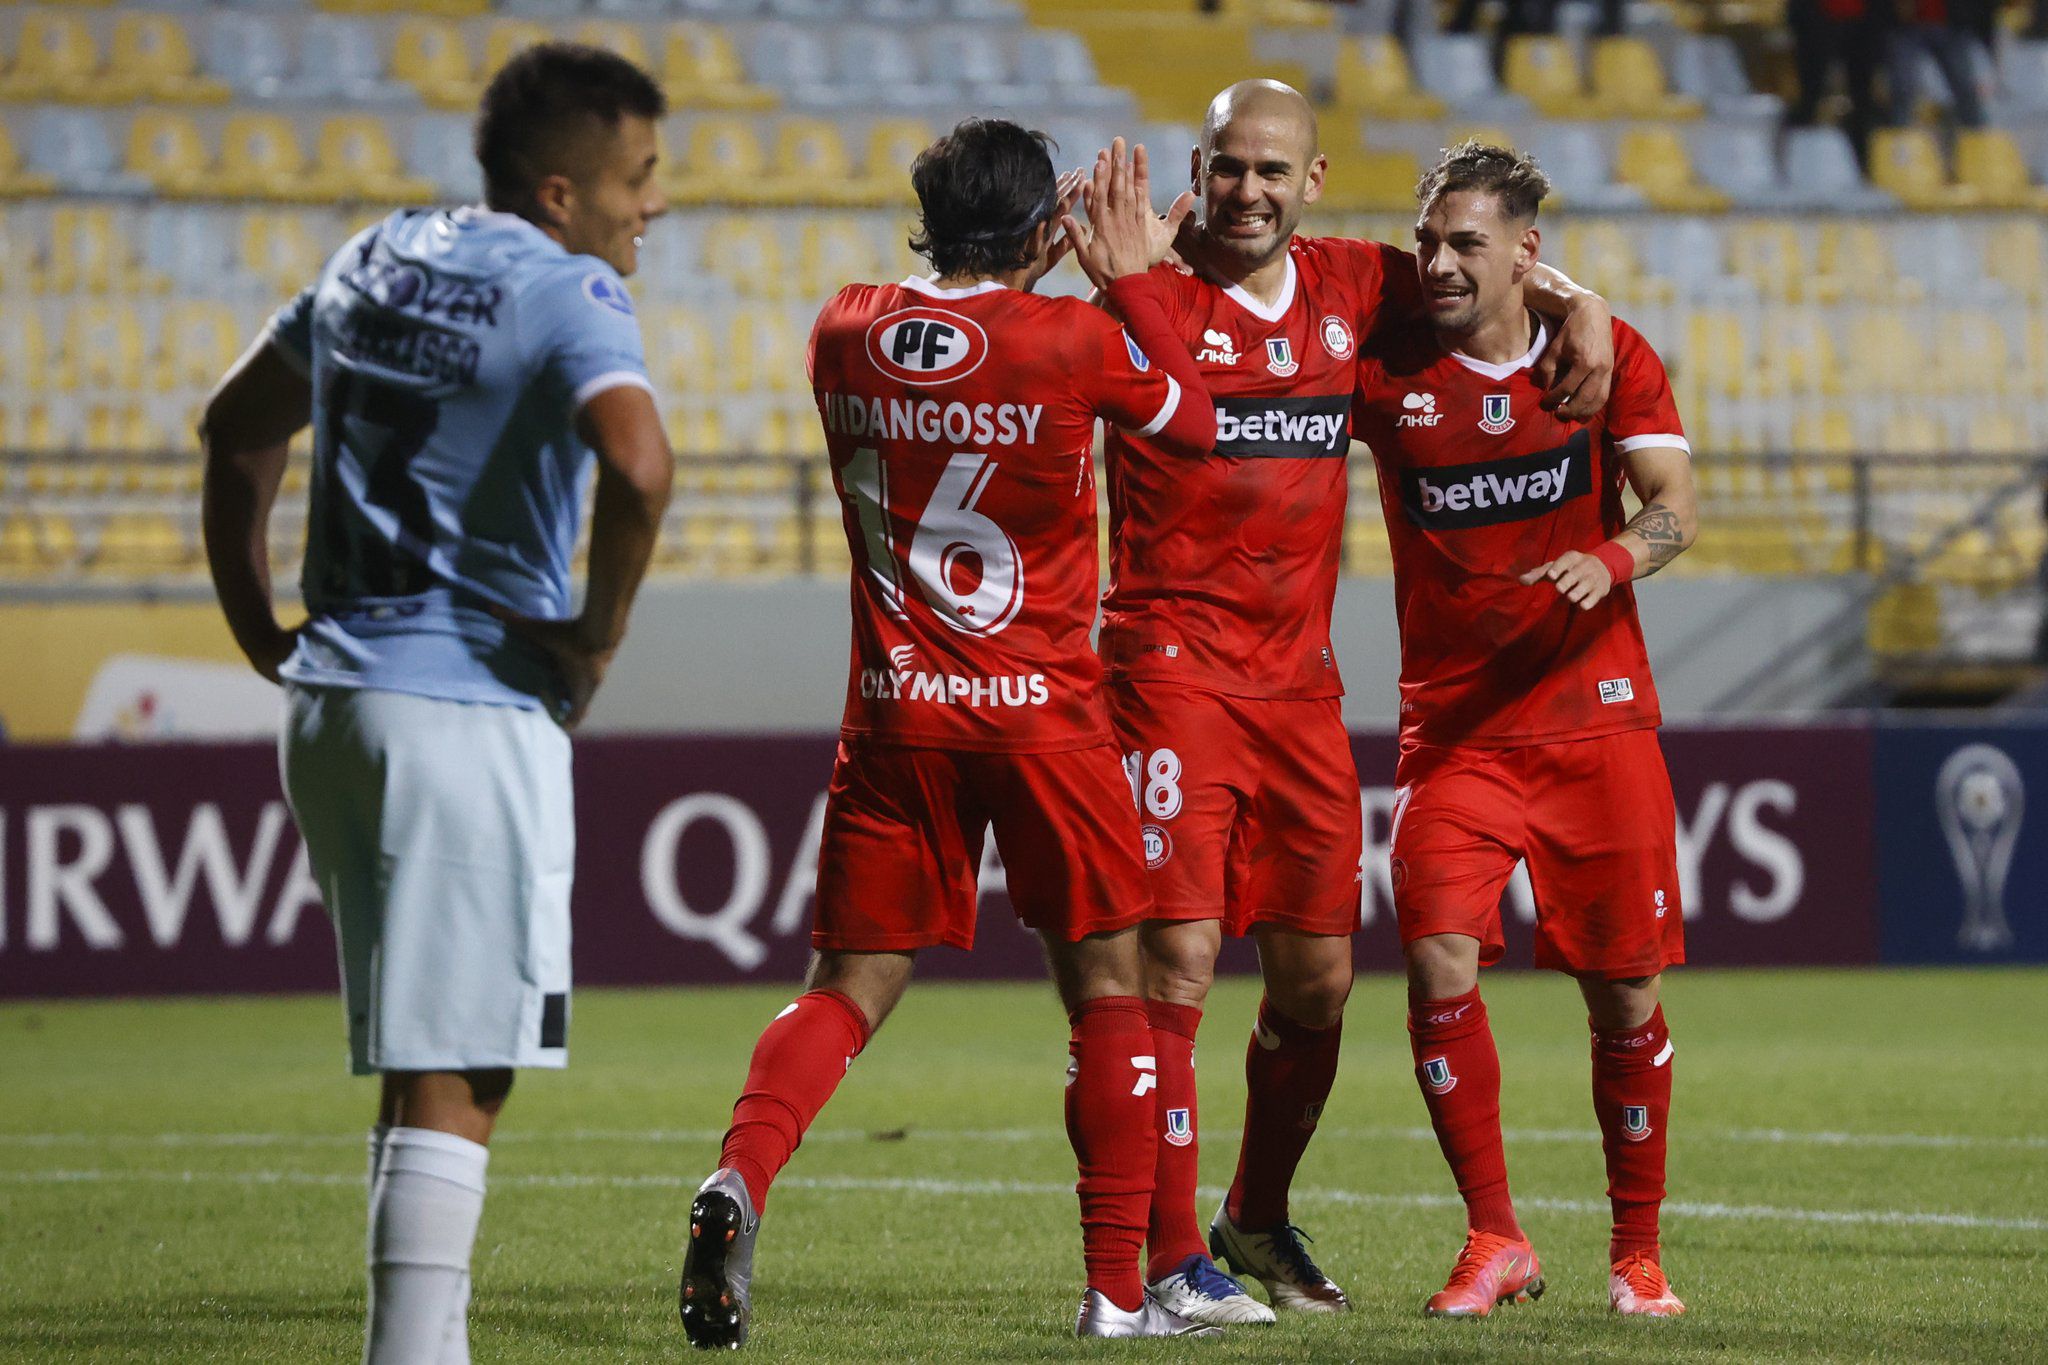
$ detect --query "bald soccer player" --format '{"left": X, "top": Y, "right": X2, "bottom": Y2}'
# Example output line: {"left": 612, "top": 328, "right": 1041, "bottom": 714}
{"left": 1082, "top": 82, "right": 1618, "bottom": 1323}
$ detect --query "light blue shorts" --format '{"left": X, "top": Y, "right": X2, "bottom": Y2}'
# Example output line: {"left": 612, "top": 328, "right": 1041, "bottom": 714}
{"left": 281, "top": 684, "right": 574, "bottom": 1076}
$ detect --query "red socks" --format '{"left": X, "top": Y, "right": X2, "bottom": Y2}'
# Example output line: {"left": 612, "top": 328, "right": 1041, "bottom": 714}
{"left": 1142, "top": 1000, "right": 1205, "bottom": 1281}
{"left": 1591, "top": 1005, "right": 1673, "bottom": 1262}
{"left": 1065, "top": 996, "right": 1158, "bottom": 1312}
{"left": 719, "top": 989, "right": 870, "bottom": 1213}
{"left": 1225, "top": 996, "right": 1343, "bottom": 1231}
{"left": 1408, "top": 988, "right": 1521, "bottom": 1240}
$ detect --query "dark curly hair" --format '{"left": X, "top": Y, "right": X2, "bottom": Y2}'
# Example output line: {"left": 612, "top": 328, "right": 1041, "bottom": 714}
{"left": 907, "top": 118, "right": 1059, "bottom": 279}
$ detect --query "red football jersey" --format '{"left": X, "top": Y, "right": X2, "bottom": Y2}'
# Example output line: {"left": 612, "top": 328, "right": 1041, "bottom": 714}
{"left": 1352, "top": 317, "right": 1688, "bottom": 747}
{"left": 1100, "top": 236, "right": 1421, "bottom": 699}
{"left": 812, "top": 276, "right": 1192, "bottom": 752}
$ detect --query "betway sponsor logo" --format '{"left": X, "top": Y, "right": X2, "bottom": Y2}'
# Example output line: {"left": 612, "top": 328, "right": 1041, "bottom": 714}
{"left": 1399, "top": 430, "right": 1592, "bottom": 529}
{"left": 821, "top": 393, "right": 1044, "bottom": 447}
{"left": 860, "top": 667, "right": 1050, "bottom": 708}
{"left": 1210, "top": 394, "right": 1349, "bottom": 459}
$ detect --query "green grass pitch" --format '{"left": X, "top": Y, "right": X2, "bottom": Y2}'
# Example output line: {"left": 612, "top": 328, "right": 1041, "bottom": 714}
{"left": 5, "top": 967, "right": 2044, "bottom": 1363}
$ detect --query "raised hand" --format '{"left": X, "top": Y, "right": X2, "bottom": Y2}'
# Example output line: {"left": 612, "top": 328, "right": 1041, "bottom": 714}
{"left": 1059, "top": 138, "right": 1197, "bottom": 291}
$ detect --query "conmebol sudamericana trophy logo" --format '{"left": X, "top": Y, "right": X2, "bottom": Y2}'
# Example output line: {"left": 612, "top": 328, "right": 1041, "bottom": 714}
{"left": 1934, "top": 743, "right": 2024, "bottom": 953}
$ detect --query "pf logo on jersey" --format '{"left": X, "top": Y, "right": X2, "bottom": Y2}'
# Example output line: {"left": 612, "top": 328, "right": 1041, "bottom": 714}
{"left": 1422, "top": 1057, "right": 1458, "bottom": 1094}
{"left": 1622, "top": 1105, "right": 1652, "bottom": 1142}
{"left": 1164, "top": 1107, "right": 1194, "bottom": 1147}
{"left": 865, "top": 307, "right": 989, "bottom": 385}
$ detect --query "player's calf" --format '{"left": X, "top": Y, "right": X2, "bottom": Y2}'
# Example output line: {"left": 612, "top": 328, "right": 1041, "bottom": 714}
{"left": 680, "top": 1168, "right": 761, "bottom": 1350}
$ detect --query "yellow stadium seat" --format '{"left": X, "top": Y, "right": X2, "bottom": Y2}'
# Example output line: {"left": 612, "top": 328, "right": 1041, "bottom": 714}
{"left": 1952, "top": 130, "right": 2048, "bottom": 211}
{"left": 214, "top": 114, "right": 317, "bottom": 201}
{"left": 646, "top": 303, "right": 718, "bottom": 394}
{"left": 1983, "top": 220, "right": 2045, "bottom": 300}
{"left": 92, "top": 512, "right": 190, "bottom": 575}
{"left": 1845, "top": 314, "right": 1923, "bottom": 394}
{"left": 1501, "top": 37, "right": 1590, "bottom": 119}
{"left": 704, "top": 223, "right": 789, "bottom": 298}
{"left": 1790, "top": 408, "right": 1854, "bottom": 455}
{"left": 1555, "top": 221, "right": 1647, "bottom": 305}
{"left": 1683, "top": 309, "right": 1750, "bottom": 399}
{"left": 1967, "top": 411, "right": 2029, "bottom": 455}
{"left": 390, "top": 19, "right": 476, "bottom": 110}
{"left": 1759, "top": 310, "right": 1841, "bottom": 397}
{"left": 56, "top": 302, "right": 147, "bottom": 392}
{"left": 1813, "top": 220, "right": 1912, "bottom": 303}
{"left": 0, "top": 122, "right": 55, "bottom": 197}
{"left": 313, "top": 115, "right": 436, "bottom": 203}
{"left": 0, "top": 11, "right": 101, "bottom": 102}
{"left": 1587, "top": 37, "right": 1700, "bottom": 119}
{"left": 1614, "top": 128, "right": 1728, "bottom": 212}
{"left": 1318, "top": 146, "right": 1423, "bottom": 213}
{"left": 317, "top": 0, "right": 487, "bottom": 15}
{"left": 797, "top": 216, "right": 882, "bottom": 298}
{"left": 1333, "top": 36, "right": 1445, "bottom": 118}
{"left": 664, "top": 23, "right": 777, "bottom": 111}
{"left": 1867, "top": 129, "right": 1978, "bottom": 210}
{"left": 109, "top": 13, "right": 229, "bottom": 104}
{"left": 1935, "top": 310, "right": 2009, "bottom": 394}
{"left": 571, "top": 21, "right": 651, "bottom": 71}
{"left": 724, "top": 311, "right": 803, "bottom": 393}
{"left": 155, "top": 302, "right": 243, "bottom": 393}
{"left": 769, "top": 119, "right": 864, "bottom": 206}
{"left": 669, "top": 117, "right": 772, "bottom": 206}
{"left": 482, "top": 20, "right": 555, "bottom": 82}
{"left": 240, "top": 212, "right": 329, "bottom": 296}
{"left": 855, "top": 119, "right": 935, "bottom": 207}
{"left": 125, "top": 111, "right": 213, "bottom": 197}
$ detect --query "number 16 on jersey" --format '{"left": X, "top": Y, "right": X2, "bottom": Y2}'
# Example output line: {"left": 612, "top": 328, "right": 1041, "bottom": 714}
{"left": 843, "top": 447, "right": 1025, "bottom": 636}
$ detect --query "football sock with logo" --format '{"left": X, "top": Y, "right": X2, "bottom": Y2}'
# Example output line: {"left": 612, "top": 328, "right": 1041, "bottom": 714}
{"left": 1142, "top": 999, "right": 1206, "bottom": 1281}
{"left": 1225, "top": 995, "right": 1344, "bottom": 1231}
{"left": 1065, "top": 995, "right": 1158, "bottom": 1312}
{"left": 719, "top": 989, "right": 871, "bottom": 1214}
{"left": 364, "top": 1126, "right": 488, "bottom": 1365}
{"left": 1590, "top": 1005, "right": 1673, "bottom": 1262}
{"left": 1408, "top": 988, "right": 1522, "bottom": 1240}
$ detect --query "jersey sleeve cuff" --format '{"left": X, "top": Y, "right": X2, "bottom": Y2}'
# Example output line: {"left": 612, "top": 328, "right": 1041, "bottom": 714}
{"left": 264, "top": 323, "right": 311, "bottom": 378}
{"left": 571, "top": 370, "right": 655, "bottom": 412}
{"left": 1129, "top": 374, "right": 1182, "bottom": 439}
{"left": 1615, "top": 433, "right": 1689, "bottom": 454}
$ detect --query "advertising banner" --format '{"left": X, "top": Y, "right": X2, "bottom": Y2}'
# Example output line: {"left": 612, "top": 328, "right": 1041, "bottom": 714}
{"left": 0, "top": 719, "right": 1942, "bottom": 1002}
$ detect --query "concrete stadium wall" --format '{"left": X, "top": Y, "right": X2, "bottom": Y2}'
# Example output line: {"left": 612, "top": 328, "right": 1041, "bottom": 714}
{"left": 583, "top": 575, "right": 1866, "bottom": 735}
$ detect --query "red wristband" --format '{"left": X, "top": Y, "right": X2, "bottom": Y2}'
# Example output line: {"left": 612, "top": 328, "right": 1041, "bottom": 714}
{"left": 1591, "top": 540, "right": 1636, "bottom": 587}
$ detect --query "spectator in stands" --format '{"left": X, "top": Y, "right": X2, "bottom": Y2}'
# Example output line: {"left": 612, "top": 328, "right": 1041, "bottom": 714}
{"left": 1787, "top": 0, "right": 1889, "bottom": 167}
{"left": 1444, "top": 0, "right": 1625, "bottom": 66}
{"left": 1887, "top": 0, "right": 1989, "bottom": 128}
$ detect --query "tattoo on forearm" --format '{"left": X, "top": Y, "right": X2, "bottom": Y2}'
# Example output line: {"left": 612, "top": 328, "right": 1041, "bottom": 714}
{"left": 1624, "top": 502, "right": 1686, "bottom": 575}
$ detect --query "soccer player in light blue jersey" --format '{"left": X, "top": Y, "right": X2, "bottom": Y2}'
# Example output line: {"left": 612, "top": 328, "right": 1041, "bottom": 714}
{"left": 199, "top": 44, "right": 674, "bottom": 1364}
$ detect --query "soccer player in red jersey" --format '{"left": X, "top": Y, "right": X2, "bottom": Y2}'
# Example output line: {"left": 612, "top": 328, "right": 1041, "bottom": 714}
{"left": 679, "top": 125, "right": 1225, "bottom": 1347}
{"left": 1089, "top": 80, "right": 1620, "bottom": 1323}
{"left": 1351, "top": 141, "right": 1699, "bottom": 1320}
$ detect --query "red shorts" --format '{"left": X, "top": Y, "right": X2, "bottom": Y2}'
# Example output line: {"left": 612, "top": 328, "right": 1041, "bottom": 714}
{"left": 1106, "top": 683, "right": 1362, "bottom": 938}
{"left": 813, "top": 739, "right": 1153, "bottom": 951}
{"left": 1390, "top": 728, "right": 1684, "bottom": 978}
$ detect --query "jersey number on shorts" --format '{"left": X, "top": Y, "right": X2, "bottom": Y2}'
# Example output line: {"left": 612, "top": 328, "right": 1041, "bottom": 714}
{"left": 844, "top": 446, "right": 1024, "bottom": 636}
{"left": 319, "top": 367, "right": 441, "bottom": 597}
{"left": 1124, "top": 747, "right": 1184, "bottom": 819}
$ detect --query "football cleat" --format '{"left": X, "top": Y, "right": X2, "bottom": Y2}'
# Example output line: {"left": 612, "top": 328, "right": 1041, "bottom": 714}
{"left": 1146, "top": 1254, "right": 1276, "bottom": 1325}
{"left": 1610, "top": 1252, "right": 1686, "bottom": 1317}
{"left": 1208, "top": 1201, "right": 1352, "bottom": 1313}
{"left": 1423, "top": 1229, "right": 1545, "bottom": 1318}
{"left": 679, "top": 1168, "right": 760, "bottom": 1350}
{"left": 1075, "top": 1287, "right": 1223, "bottom": 1339}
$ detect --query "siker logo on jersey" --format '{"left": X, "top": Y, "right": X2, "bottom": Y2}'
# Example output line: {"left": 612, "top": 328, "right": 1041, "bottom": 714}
{"left": 1212, "top": 395, "right": 1349, "bottom": 459}
{"left": 1399, "top": 430, "right": 1592, "bottom": 529}
{"left": 865, "top": 307, "right": 989, "bottom": 385}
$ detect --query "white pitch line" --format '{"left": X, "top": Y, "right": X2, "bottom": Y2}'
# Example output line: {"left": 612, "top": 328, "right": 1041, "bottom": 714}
{"left": 4, "top": 1124, "right": 2044, "bottom": 1152}
{"left": 0, "top": 1168, "right": 2041, "bottom": 1234}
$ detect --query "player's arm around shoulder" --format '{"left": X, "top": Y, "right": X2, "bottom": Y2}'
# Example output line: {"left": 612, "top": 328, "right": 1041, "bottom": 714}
{"left": 1520, "top": 321, "right": 1697, "bottom": 610}
{"left": 199, "top": 326, "right": 315, "bottom": 684}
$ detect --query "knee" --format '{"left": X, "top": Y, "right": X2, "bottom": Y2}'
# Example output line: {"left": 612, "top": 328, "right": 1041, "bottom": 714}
{"left": 1142, "top": 939, "right": 1217, "bottom": 1009}
{"left": 1265, "top": 956, "right": 1352, "bottom": 1030}
{"left": 808, "top": 950, "right": 914, "bottom": 1031}
{"left": 1404, "top": 934, "right": 1480, "bottom": 1001}
{"left": 1582, "top": 974, "right": 1660, "bottom": 1031}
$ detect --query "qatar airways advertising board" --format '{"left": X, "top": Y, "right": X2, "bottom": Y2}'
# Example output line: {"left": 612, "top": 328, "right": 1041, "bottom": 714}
{"left": 0, "top": 722, "right": 2035, "bottom": 1000}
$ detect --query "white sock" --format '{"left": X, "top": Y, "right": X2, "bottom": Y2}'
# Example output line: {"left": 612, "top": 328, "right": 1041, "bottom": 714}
{"left": 367, "top": 1125, "right": 391, "bottom": 1195}
{"left": 364, "top": 1127, "right": 488, "bottom": 1365}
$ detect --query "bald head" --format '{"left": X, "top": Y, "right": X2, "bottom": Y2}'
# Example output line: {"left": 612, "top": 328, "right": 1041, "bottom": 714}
{"left": 1191, "top": 79, "right": 1324, "bottom": 277}
{"left": 1200, "top": 80, "right": 1318, "bottom": 163}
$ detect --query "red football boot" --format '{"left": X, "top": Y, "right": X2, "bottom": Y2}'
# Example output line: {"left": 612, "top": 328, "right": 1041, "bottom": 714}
{"left": 1423, "top": 1230, "right": 1545, "bottom": 1318}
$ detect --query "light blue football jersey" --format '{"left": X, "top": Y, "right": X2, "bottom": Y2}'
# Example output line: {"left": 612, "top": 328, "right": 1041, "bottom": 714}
{"left": 268, "top": 207, "right": 651, "bottom": 713}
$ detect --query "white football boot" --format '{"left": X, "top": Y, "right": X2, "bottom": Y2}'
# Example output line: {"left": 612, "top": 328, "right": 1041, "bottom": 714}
{"left": 1075, "top": 1288, "right": 1223, "bottom": 1339}
{"left": 1146, "top": 1254, "right": 1276, "bottom": 1325}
